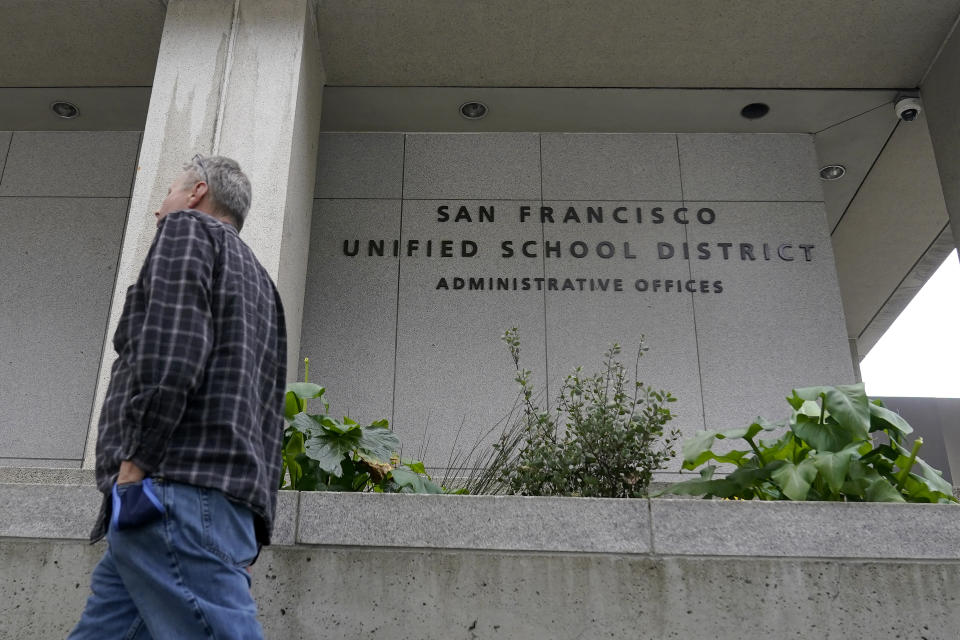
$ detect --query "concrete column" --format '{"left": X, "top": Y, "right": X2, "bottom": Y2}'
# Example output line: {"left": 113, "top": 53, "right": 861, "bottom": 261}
{"left": 82, "top": 0, "right": 324, "bottom": 468}
{"left": 922, "top": 21, "right": 960, "bottom": 255}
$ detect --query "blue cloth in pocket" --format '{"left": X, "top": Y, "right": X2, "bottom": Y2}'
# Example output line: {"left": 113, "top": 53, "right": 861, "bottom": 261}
{"left": 110, "top": 477, "right": 166, "bottom": 531}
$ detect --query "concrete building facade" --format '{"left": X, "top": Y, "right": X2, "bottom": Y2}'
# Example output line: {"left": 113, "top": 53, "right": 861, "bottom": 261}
{"left": 3, "top": 0, "right": 959, "bottom": 472}
{"left": 2, "top": 2, "right": 960, "bottom": 637}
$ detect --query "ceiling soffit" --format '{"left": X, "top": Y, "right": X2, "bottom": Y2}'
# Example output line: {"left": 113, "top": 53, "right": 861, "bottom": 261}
{"left": 829, "top": 111, "right": 951, "bottom": 350}
{"left": 815, "top": 103, "right": 899, "bottom": 230}
{"left": 317, "top": 0, "right": 960, "bottom": 89}
{"left": 0, "top": 0, "right": 166, "bottom": 87}
{"left": 0, "top": 1, "right": 959, "bottom": 89}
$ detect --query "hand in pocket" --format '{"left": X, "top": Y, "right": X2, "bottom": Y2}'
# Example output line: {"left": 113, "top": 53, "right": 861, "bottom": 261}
{"left": 111, "top": 477, "right": 166, "bottom": 530}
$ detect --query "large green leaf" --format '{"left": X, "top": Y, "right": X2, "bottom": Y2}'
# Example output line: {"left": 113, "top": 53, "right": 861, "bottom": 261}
{"left": 912, "top": 457, "right": 953, "bottom": 496}
{"left": 284, "top": 384, "right": 326, "bottom": 421}
{"left": 654, "top": 466, "right": 719, "bottom": 497}
{"left": 357, "top": 426, "right": 401, "bottom": 462}
{"left": 864, "top": 476, "right": 906, "bottom": 502}
{"left": 292, "top": 456, "right": 323, "bottom": 490}
{"left": 403, "top": 460, "right": 427, "bottom": 474}
{"left": 811, "top": 445, "right": 861, "bottom": 493}
{"left": 682, "top": 430, "right": 718, "bottom": 465}
{"left": 724, "top": 465, "right": 781, "bottom": 495}
{"left": 900, "top": 473, "right": 957, "bottom": 503}
{"left": 796, "top": 400, "right": 822, "bottom": 420}
{"left": 390, "top": 468, "right": 442, "bottom": 494}
{"left": 682, "top": 447, "right": 751, "bottom": 471}
{"left": 887, "top": 439, "right": 953, "bottom": 496}
{"left": 318, "top": 415, "right": 362, "bottom": 435}
{"left": 790, "top": 413, "right": 863, "bottom": 453}
{"left": 760, "top": 430, "right": 807, "bottom": 462}
{"left": 286, "top": 382, "right": 326, "bottom": 400}
{"left": 284, "top": 392, "right": 301, "bottom": 422}
{"left": 303, "top": 427, "right": 362, "bottom": 476}
{"left": 716, "top": 419, "right": 779, "bottom": 442}
{"left": 786, "top": 390, "right": 806, "bottom": 411}
{"left": 655, "top": 476, "right": 734, "bottom": 497}
{"left": 796, "top": 384, "right": 870, "bottom": 439}
{"left": 770, "top": 458, "right": 817, "bottom": 500}
{"left": 868, "top": 402, "right": 913, "bottom": 440}
{"left": 290, "top": 412, "right": 320, "bottom": 435}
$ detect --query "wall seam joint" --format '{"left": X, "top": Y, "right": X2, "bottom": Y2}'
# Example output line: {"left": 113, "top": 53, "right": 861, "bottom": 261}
{"left": 813, "top": 101, "right": 894, "bottom": 136}
{"left": 539, "top": 133, "right": 550, "bottom": 408}
{"left": 677, "top": 135, "right": 707, "bottom": 432}
{"left": 81, "top": 132, "right": 146, "bottom": 467}
{"left": 0, "top": 132, "right": 14, "bottom": 188}
{"left": 390, "top": 136, "right": 406, "bottom": 428}
{"left": 830, "top": 121, "right": 900, "bottom": 236}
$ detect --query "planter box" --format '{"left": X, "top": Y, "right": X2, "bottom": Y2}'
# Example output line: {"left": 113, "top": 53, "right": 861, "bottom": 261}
{"left": 4, "top": 477, "right": 960, "bottom": 639}
{"left": 3, "top": 480, "right": 959, "bottom": 560}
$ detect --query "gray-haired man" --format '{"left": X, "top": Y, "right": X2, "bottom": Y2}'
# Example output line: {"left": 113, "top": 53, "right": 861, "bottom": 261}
{"left": 69, "top": 156, "right": 287, "bottom": 639}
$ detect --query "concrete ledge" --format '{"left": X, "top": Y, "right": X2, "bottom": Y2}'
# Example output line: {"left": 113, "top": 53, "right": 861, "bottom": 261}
{"left": 3, "top": 483, "right": 958, "bottom": 561}
{"left": 0, "top": 482, "right": 300, "bottom": 545}
{"left": 271, "top": 490, "right": 299, "bottom": 546}
{"left": 0, "top": 467, "right": 95, "bottom": 485}
{"left": 0, "top": 484, "right": 101, "bottom": 539}
{"left": 651, "top": 499, "right": 960, "bottom": 560}
{"left": 297, "top": 492, "right": 650, "bottom": 553}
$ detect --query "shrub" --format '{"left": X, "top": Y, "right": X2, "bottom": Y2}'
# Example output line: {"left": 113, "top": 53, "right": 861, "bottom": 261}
{"left": 479, "top": 329, "right": 679, "bottom": 498}
{"left": 657, "top": 383, "right": 957, "bottom": 503}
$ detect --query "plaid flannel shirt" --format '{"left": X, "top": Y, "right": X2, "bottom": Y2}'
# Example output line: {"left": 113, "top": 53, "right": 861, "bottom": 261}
{"left": 92, "top": 210, "right": 287, "bottom": 546}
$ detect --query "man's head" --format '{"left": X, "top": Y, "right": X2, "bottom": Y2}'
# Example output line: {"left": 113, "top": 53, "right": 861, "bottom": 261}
{"left": 154, "top": 155, "right": 252, "bottom": 231}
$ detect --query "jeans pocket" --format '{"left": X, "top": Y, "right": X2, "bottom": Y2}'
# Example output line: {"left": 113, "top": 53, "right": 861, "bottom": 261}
{"left": 199, "top": 489, "right": 258, "bottom": 567}
{"left": 111, "top": 478, "right": 165, "bottom": 531}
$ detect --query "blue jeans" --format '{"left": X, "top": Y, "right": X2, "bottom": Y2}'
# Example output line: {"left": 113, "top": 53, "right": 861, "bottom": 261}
{"left": 68, "top": 480, "right": 264, "bottom": 639}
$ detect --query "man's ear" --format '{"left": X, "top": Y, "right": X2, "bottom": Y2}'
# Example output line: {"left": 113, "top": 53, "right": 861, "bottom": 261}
{"left": 187, "top": 181, "right": 209, "bottom": 209}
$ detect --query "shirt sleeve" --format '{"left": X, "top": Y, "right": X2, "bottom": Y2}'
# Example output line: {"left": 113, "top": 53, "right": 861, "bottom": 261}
{"left": 120, "top": 213, "right": 218, "bottom": 472}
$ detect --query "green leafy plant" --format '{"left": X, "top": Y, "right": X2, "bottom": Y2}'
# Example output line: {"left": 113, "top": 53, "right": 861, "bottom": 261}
{"left": 479, "top": 328, "right": 679, "bottom": 498}
{"left": 280, "top": 358, "right": 441, "bottom": 493}
{"left": 657, "top": 383, "right": 957, "bottom": 503}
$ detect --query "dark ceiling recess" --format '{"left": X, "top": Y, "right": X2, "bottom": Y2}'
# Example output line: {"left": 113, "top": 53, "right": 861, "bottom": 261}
{"left": 740, "top": 102, "right": 770, "bottom": 119}
{"left": 50, "top": 101, "right": 80, "bottom": 119}
{"left": 459, "top": 101, "right": 488, "bottom": 119}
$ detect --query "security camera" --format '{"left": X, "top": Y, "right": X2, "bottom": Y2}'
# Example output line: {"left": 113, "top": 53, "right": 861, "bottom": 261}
{"left": 895, "top": 97, "right": 922, "bottom": 122}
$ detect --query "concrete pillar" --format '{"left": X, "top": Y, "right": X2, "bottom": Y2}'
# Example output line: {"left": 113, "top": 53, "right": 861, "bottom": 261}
{"left": 82, "top": 0, "right": 324, "bottom": 468}
{"left": 922, "top": 22, "right": 960, "bottom": 255}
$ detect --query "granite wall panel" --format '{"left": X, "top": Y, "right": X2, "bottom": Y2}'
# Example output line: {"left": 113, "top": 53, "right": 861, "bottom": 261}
{"left": 299, "top": 199, "right": 401, "bottom": 423}
{"left": 393, "top": 199, "right": 547, "bottom": 468}
{"left": 0, "top": 197, "right": 128, "bottom": 459}
{"left": 541, "top": 133, "right": 682, "bottom": 200}
{"left": 314, "top": 132, "right": 404, "bottom": 199}
{"left": 685, "top": 201, "right": 854, "bottom": 429}
{"left": 403, "top": 133, "right": 541, "bottom": 199}
{"left": 0, "top": 131, "right": 139, "bottom": 197}
{"left": 678, "top": 134, "right": 822, "bottom": 202}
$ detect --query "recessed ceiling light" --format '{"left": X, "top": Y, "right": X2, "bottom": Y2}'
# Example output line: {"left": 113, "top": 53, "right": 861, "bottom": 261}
{"left": 459, "top": 101, "right": 488, "bottom": 120}
{"left": 740, "top": 103, "right": 770, "bottom": 119}
{"left": 51, "top": 101, "right": 80, "bottom": 119}
{"left": 819, "top": 165, "right": 846, "bottom": 180}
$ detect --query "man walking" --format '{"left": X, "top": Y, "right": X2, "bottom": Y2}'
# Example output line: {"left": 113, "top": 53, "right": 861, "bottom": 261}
{"left": 69, "top": 155, "right": 287, "bottom": 639}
